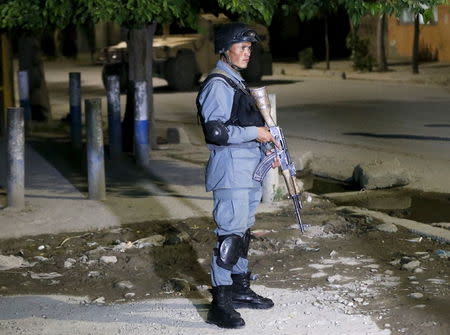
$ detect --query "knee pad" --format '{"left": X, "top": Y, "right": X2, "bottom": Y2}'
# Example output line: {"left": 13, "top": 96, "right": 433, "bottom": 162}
{"left": 215, "top": 234, "right": 242, "bottom": 270}
{"left": 241, "top": 229, "right": 251, "bottom": 259}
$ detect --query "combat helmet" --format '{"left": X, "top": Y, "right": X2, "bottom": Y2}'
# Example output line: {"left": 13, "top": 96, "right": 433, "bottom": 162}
{"left": 214, "top": 23, "right": 260, "bottom": 54}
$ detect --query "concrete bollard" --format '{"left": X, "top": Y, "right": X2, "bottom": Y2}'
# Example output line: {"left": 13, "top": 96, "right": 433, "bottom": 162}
{"left": 6, "top": 107, "right": 25, "bottom": 209}
{"left": 69, "top": 72, "right": 82, "bottom": 151}
{"left": 18, "top": 71, "right": 31, "bottom": 133}
{"left": 134, "top": 81, "right": 149, "bottom": 167}
{"left": 106, "top": 75, "right": 122, "bottom": 159}
{"left": 85, "top": 98, "right": 106, "bottom": 201}
{"left": 262, "top": 93, "right": 279, "bottom": 203}
{"left": 0, "top": 106, "right": 5, "bottom": 138}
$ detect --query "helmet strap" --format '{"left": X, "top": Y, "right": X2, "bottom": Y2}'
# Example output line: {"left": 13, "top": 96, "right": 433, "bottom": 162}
{"left": 221, "top": 52, "right": 244, "bottom": 72}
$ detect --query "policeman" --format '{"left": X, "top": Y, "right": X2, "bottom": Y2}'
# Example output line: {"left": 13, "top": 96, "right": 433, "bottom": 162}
{"left": 196, "top": 23, "right": 279, "bottom": 329}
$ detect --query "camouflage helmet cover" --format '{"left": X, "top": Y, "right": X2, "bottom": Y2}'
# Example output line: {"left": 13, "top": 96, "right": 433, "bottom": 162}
{"left": 214, "top": 22, "right": 260, "bottom": 54}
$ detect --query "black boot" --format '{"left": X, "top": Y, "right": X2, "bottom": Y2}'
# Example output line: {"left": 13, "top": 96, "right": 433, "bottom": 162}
{"left": 207, "top": 285, "right": 245, "bottom": 329}
{"left": 231, "top": 272, "right": 274, "bottom": 309}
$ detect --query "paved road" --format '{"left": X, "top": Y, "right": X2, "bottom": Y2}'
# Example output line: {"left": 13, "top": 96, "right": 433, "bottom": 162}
{"left": 153, "top": 74, "right": 450, "bottom": 192}
{"left": 270, "top": 77, "right": 450, "bottom": 159}
{"left": 44, "top": 60, "right": 450, "bottom": 192}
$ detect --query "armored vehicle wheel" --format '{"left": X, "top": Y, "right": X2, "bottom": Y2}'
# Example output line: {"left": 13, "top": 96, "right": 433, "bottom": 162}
{"left": 102, "top": 63, "right": 128, "bottom": 93}
{"left": 165, "top": 49, "right": 200, "bottom": 91}
{"left": 242, "top": 44, "right": 263, "bottom": 83}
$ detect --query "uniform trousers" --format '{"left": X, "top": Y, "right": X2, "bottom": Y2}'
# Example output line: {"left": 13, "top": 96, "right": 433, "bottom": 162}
{"left": 210, "top": 186, "right": 262, "bottom": 287}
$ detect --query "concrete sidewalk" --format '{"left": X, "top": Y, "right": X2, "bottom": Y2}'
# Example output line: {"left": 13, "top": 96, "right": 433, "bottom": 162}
{"left": 0, "top": 140, "right": 284, "bottom": 239}
{"left": 273, "top": 60, "right": 450, "bottom": 87}
{"left": 0, "top": 142, "right": 120, "bottom": 239}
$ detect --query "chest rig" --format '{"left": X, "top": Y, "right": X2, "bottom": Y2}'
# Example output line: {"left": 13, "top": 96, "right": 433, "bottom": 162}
{"left": 196, "top": 72, "right": 265, "bottom": 145}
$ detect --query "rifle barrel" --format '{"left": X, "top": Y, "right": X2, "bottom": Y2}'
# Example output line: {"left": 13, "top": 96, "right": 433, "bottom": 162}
{"left": 292, "top": 194, "right": 305, "bottom": 233}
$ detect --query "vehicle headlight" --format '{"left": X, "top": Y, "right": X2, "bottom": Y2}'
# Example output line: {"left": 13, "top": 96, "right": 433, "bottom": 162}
{"left": 108, "top": 51, "right": 121, "bottom": 62}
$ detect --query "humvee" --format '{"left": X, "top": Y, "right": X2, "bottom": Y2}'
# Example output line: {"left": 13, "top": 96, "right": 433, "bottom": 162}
{"left": 99, "top": 14, "right": 272, "bottom": 91}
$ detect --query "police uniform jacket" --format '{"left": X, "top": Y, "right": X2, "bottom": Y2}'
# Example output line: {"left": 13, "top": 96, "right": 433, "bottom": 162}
{"left": 197, "top": 60, "right": 264, "bottom": 192}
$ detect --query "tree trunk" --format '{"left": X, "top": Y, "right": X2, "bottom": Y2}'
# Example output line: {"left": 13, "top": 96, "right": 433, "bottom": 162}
{"left": 79, "top": 21, "right": 96, "bottom": 61}
{"left": 347, "top": 18, "right": 359, "bottom": 68}
{"left": 412, "top": 14, "right": 420, "bottom": 74}
{"left": 122, "top": 23, "right": 157, "bottom": 152}
{"left": 58, "top": 24, "right": 78, "bottom": 59}
{"left": 324, "top": 16, "right": 330, "bottom": 70}
{"left": 376, "top": 13, "right": 388, "bottom": 72}
{"left": 0, "top": 34, "right": 14, "bottom": 136}
{"left": 18, "top": 33, "right": 51, "bottom": 121}
{"left": 40, "top": 28, "right": 57, "bottom": 60}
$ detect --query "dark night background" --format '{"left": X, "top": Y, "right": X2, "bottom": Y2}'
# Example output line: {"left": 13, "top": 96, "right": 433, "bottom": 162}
{"left": 268, "top": 8, "right": 351, "bottom": 61}
{"left": 33, "top": 7, "right": 353, "bottom": 63}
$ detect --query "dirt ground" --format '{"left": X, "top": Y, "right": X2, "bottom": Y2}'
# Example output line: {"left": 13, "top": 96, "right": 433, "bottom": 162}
{"left": 1, "top": 186, "right": 449, "bottom": 334}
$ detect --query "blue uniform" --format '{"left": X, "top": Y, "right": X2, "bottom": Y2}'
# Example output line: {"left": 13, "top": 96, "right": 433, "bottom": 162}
{"left": 197, "top": 60, "right": 263, "bottom": 286}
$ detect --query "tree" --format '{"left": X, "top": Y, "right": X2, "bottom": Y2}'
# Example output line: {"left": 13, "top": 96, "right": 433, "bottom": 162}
{"left": 390, "top": 0, "right": 445, "bottom": 74}
{"left": 80, "top": 0, "right": 198, "bottom": 150}
{"left": 82, "top": 0, "right": 277, "bottom": 151}
{"left": 217, "top": 0, "right": 277, "bottom": 24}
{"left": 338, "top": 1, "right": 397, "bottom": 72}
{"left": 371, "top": 1, "right": 406, "bottom": 72}
{"left": 339, "top": 0, "right": 445, "bottom": 73}
{"left": 283, "top": 0, "right": 340, "bottom": 70}
{"left": 376, "top": 11, "right": 388, "bottom": 71}
{"left": 2, "top": 0, "right": 278, "bottom": 149}
{"left": 0, "top": 0, "right": 76, "bottom": 121}
{"left": 339, "top": 0, "right": 377, "bottom": 71}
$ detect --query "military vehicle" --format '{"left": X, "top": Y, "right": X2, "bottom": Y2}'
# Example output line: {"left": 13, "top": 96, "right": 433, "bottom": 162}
{"left": 98, "top": 14, "right": 272, "bottom": 91}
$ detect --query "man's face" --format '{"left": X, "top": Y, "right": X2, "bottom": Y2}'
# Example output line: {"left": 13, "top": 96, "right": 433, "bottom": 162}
{"left": 227, "top": 42, "right": 252, "bottom": 69}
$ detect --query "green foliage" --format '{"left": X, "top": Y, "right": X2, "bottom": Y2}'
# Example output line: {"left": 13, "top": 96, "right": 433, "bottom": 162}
{"left": 0, "top": 0, "right": 200, "bottom": 31}
{"left": 0, "top": 0, "right": 283, "bottom": 32}
{"left": 282, "top": 0, "right": 340, "bottom": 21}
{"left": 371, "top": 0, "right": 447, "bottom": 22}
{"left": 3, "top": 0, "right": 446, "bottom": 33}
{"left": 337, "top": 0, "right": 447, "bottom": 27}
{"left": 298, "top": 47, "right": 315, "bottom": 69}
{"left": 0, "top": 0, "right": 75, "bottom": 30}
{"left": 346, "top": 32, "right": 374, "bottom": 71}
{"left": 80, "top": 0, "right": 198, "bottom": 28}
{"left": 339, "top": 0, "right": 375, "bottom": 25}
{"left": 217, "top": 0, "right": 277, "bottom": 25}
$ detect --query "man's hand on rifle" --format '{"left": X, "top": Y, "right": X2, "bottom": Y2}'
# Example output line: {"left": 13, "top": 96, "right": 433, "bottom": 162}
{"left": 269, "top": 151, "right": 281, "bottom": 168}
{"left": 256, "top": 127, "right": 280, "bottom": 148}
{"left": 256, "top": 127, "right": 281, "bottom": 169}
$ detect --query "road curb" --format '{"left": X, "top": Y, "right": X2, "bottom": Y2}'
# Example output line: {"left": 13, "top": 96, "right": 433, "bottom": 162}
{"left": 336, "top": 205, "right": 450, "bottom": 243}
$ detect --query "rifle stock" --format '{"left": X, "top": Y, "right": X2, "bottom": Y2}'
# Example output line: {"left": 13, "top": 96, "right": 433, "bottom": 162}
{"left": 249, "top": 87, "right": 276, "bottom": 127}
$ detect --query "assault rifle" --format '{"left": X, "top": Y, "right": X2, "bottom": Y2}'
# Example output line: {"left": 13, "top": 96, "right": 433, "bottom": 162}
{"left": 250, "top": 87, "right": 306, "bottom": 233}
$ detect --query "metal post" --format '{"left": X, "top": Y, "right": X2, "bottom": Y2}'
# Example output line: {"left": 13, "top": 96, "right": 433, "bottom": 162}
{"left": 6, "top": 107, "right": 25, "bottom": 208}
{"left": 85, "top": 98, "right": 106, "bottom": 201}
{"left": 18, "top": 71, "right": 31, "bottom": 133}
{"left": 106, "top": 75, "right": 122, "bottom": 159}
{"left": 262, "top": 94, "right": 279, "bottom": 203}
{"left": 69, "top": 72, "right": 82, "bottom": 151}
{"left": 134, "top": 81, "right": 149, "bottom": 167}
